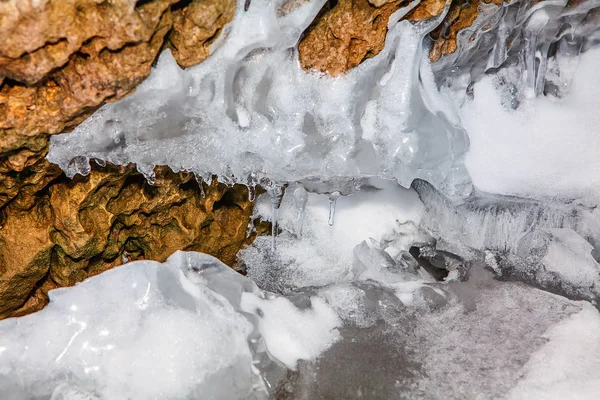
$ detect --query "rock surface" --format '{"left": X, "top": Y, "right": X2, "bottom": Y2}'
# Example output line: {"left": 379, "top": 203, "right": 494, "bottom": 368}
{"left": 0, "top": 0, "right": 242, "bottom": 319}
{"left": 0, "top": 164, "right": 261, "bottom": 319}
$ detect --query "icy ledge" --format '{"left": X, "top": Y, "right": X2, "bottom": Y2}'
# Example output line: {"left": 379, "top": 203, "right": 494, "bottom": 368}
{"left": 46, "top": 0, "right": 470, "bottom": 196}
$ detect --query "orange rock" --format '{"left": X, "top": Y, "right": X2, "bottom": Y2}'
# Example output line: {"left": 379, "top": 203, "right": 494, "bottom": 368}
{"left": 169, "top": 0, "right": 236, "bottom": 68}
{"left": 0, "top": 164, "right": 259, "bottom": 319}
{"left": 0, "top": 0, "right": 249, "bottom": 320}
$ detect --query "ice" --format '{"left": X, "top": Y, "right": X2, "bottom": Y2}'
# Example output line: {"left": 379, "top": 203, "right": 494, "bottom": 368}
{"left": 459, "top": 46, "right": 600, "bottom": 201}
{"left": 276, "top": 266, "right": 587, "bottom": 400}
{"left": 0, "top": 252, "right": 341, "bottom": 399}
{"left": 240, "top": 178, "right": 425, "bottom": 291}
{"left": 46, "top": 0, "right": 469, "bottom": 195}
{"left": 507, "top": 303, "right": 600, "bottom": 400}
{"left": 436, "top": 0, "right": 600, "bottom": 99}
{"left": 412, "top": 179, "right": 600, "bottom": 301}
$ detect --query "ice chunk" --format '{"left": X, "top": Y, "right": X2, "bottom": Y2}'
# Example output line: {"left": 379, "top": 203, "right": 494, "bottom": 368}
{"left": 518, "top": 228, "right": 600, "bottom": 290}
{"left": 0, "top": 254, "right": 259, "bottom": 399}
{"left": 0, "top": 251, "right": 342, "bottom": 399}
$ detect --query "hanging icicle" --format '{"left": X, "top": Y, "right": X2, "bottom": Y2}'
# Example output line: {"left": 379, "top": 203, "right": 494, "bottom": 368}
{"left": 328, "top": 191, "right": 341, "bottom": 226}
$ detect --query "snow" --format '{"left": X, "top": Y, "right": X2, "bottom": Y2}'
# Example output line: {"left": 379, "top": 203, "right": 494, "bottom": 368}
{"left": 240, "top": 294, "right": 340, "bottom": 369}
{"left": 462, "top": 46, "right": 600, "bottom": 201}
{"left": 508, "top": 303, "right": 600, "bottom": 400}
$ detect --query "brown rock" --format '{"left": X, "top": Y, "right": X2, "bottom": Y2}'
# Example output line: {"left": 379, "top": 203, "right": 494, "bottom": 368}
{"left": 169, "top": 0, "right": 236, "bottom": 68}
{"left": 0, "top": 0, "right": 251, "bottom": 320}
{"left": 0, "top": 0, "right": 177, "bottom": 85}
{"left": 0, "top": 164, "right": 259, "bottom": 319}
{"left": 298, "top": 0, "right": 406, "bottom": 76}
{"left": 297, "top": 0, "right": 506, "bottom": 75}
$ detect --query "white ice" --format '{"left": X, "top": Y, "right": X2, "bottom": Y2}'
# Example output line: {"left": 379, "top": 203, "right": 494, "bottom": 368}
{"left": 46, "top": 0, "right": 469, "bottom": 195}
{"left": 461, "top": 46, "right": 600, "bottom": 202}
{"left": 0, "top": 252, "right": 341, "bottom": 399}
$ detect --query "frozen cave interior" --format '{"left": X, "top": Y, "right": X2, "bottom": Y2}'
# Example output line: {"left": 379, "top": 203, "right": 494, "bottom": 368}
{"left": 3, "top": 0, "right": 600, "bottom": 398}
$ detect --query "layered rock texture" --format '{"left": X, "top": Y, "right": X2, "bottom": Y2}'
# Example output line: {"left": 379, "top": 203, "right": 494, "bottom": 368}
{"left": 0, "top": 0, "right": 244, "bottom": 319}
{"left": 0, "top": 0, "right": 492, "bottom": 318}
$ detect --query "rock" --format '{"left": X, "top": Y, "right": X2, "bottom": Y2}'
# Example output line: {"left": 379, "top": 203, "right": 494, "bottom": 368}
{"left": 0, "top": 164, "right": 263, "bottom": 319}
{"left": 297, "top": 0, "right": 502, "bottom": 75}
{"left": 0, "top": 0, "right": 246, "bottom": 319}
{"left": 298, "top": 0, "right": 406, "bottom": 76}
{"left": 169, "top": 0, "right": 236, "bottom": 68}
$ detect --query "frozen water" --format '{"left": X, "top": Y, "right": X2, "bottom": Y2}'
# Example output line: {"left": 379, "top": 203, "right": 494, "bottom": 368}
{"left": 30, "top": 0, "right": 600, "bottom": 397}
{"left": 459, "top": 46, "right": 600, "bottom": 201}
{"left": 240, "top": 178, "right": 425, "bottom": 292}
{"left": 412, "top": 179, "right": 600, "bottom": 301}
{"left": 46, "top": 0, "right": 470, "bottom": 195}
{"left": 437, "top": 0, "right": 600, "bottom": 99}
{"left": 0, "top": 252, "right": 341, "bottom": 399}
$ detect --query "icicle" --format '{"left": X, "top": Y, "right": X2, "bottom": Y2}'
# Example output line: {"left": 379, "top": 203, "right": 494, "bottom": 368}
{"left": 328, "top": 191, "right": 341, "bottom": 226}
{"left": 193, "top": 173, "right": 206, "bottom": 198}
{"left": 94, "top": 158, "right": 106, "bottom": 167}
{"left": 246, "top": 175, "right": 258, "bottom": 202}
{"left": 137, "top": 164, "right": 156, "bottom": 185}
{"left": 293, "top": 186, "right": 308, "bottom": 236}
{"left": 268, "top": 185, "right": 285, "bottom": 252}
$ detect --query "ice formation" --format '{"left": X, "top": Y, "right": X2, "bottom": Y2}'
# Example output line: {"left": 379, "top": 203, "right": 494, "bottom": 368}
{"left": 2, "top": 190, "right": 599, "bottom": 399}
{"left": 14, "top": 0, "right": 600, "bottom": 398}
{"left": 435, "top": 0, "right": 600, "bottom": 99}
{"left": 46, "top": 0, "right": 470, "bottom": 195}
{"left": 0, "top": 252, "right": 340, "bottom": 399}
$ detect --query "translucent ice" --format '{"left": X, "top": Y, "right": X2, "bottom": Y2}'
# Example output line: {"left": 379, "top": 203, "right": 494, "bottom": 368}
{"left": 436, "top": 0, "right": 600, "bottom": 99}
{"left": 412, "top": 179, "right": 600, "bottom": 301}
{"left": 46, "top": 0, "right": 469, "bottom": 195}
